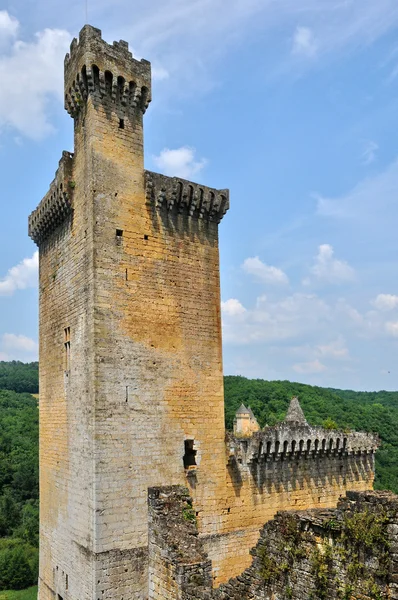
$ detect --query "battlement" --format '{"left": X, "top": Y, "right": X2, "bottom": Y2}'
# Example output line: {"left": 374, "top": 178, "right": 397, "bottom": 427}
{"left": 28, "top": 151, "right": 74, "bottom": 246}
{"left": 64, "top": 25, "right": 151, "bottom": 119}
{"left": 228, "top": 424, "right": 379, "bottom": 466}
{"left": 145, "top": 170, "right": 229, "bottom": 222}
{"left": 228, "top": 397, "right": 379, "bottom": 467}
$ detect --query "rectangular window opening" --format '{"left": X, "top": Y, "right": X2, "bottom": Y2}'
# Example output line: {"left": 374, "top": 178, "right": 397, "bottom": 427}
{"left": 183, "top": 439, "right": 197, "bottom": 469}
{"left": 116, "top": 229, "right": 123, "bottom": 237}
{"left": 65, "top": 574, "right": 68, "bottom": 590}
{"left": 119, "top": 118, "right": 125, "bottom": 129}
{"left": 64, "top": 328, "right": 71, "bottom": 372}
{"left": 144, "top": 234, "right": 149, "bottom": 241}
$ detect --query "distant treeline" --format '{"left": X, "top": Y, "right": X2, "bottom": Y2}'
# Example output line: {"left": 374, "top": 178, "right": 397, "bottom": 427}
{"left": 0, "top": 390, "right": 38, "bottom": 589}
{"left": 224, "top": 376, "right": 398, "bottom": 494}
{"left": 0, "top": 362, "right": 38, "bottom": 395}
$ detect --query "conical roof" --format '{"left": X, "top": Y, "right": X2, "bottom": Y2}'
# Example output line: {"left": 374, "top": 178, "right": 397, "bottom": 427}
{"left": 247, "top": 407, "right": 256, "bottom": 419}
{"left": 284, "top": 397, "right": 308, "bottom": 426}
{"left": 235, "top": 403, "right": 250, "bottom": 415}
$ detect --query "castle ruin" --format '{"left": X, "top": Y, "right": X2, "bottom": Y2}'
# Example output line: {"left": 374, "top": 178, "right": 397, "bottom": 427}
{"left": 29, "top": 25, "right": 379, "bottom": 600}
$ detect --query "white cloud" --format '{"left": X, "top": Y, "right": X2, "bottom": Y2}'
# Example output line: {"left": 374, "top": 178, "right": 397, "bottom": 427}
{"left": 152, "top": 146, "right": 207, "bottom": 179}
{"left": 361, "top": 140, "right": 379, "bottom": 165}
{"left": 292, "top": 26, "right": 318, "bottom": 58}
{"left": 0, "top": 333, "right": 38, "bottom": 361}
{"left": 305, "top": 244, "right": 355, "bottom": 285}
{"left": 221, "top": 299, "right": 246, "bottom": 317}
{"left": 2, "top": 333, "right": 38, "bottom": 354}
{"left": 385, "top": 321, "right": 398, "bottom": 337}
{"left": 0, "top": 11, "right": 19, "bottom": 42}
{"left": 293, "top": 359, "right": 327, "bottom": 374}
{"left": 242, "top": 256, "right": 289, "bottom": 285}
{"left": 317, "top": 337, "right": 349, "bottom": 360}
{"left": 222, "top": 292, "right": 331, "bottom": 345}
{"left": 372, "top": 294, "right": 398, "bottom": 311}
{"left": 0, "top": 14, "right": 70, "bottom": 139}
{"left": 0, "top": 252, "right": 38, "bottom": 296}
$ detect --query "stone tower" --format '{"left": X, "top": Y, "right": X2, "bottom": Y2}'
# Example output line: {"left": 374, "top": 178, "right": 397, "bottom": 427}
{"left": 29, "top": 25, "right": 229, "bottom": 600}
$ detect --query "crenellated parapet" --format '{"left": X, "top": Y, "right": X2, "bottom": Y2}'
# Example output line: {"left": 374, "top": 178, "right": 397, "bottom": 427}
{"left": 228, "top": 397, "right": 379, "bottom": 467}
{"left": 64, "top": 25, "right": 151, "bottom": 119}
{"left": 228, "top": 425, "right": 379, "bottom": 467}
{"left": 28, "top": 152, "right": 74, "bottom": 246}
{"left": 145, "top": 170, "right": 229, "bottom": 223}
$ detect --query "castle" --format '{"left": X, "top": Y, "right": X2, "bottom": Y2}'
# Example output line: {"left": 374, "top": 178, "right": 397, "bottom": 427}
{"left": 28, "top": 25, "right": 379, "bottom": 600}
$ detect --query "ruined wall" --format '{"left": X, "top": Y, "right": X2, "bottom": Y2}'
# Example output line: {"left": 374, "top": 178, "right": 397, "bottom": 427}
{"left": 149, "top": 486, "right": 398, "bottom": 600}
{"left": 197, "top": 425, "right": 377, "bottom": 584}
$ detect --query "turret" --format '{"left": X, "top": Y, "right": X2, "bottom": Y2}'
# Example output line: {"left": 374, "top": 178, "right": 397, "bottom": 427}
{"left": 64, "top": 25, "right": 151, "bottom": 123}
{"left": 233, "top": 404, "right": 260, "bottom": 436}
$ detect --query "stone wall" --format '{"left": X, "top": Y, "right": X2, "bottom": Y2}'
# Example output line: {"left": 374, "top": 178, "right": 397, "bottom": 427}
{"left": 149, "top": 486, "right": 398, "bottom": 600}
{"left": 198, "top": 424, "right": 377, "bottom": 584}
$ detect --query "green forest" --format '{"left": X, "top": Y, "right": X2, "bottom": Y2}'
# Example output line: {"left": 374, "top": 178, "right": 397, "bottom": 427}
{"left": 1, "top": 362, "right": 398, "bottom": 590}
{"left": 0, "top": 363, "right": 38, "bottom": 395}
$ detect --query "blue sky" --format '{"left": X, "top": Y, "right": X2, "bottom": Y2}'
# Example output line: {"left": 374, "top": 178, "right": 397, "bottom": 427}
{"left": 1, "top": 0, "right": 398, "bottom": 391}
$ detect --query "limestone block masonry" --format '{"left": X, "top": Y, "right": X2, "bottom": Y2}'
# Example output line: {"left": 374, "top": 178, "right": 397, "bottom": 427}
{"left": 29, "top": 24, "right": 379, "bottom": 600}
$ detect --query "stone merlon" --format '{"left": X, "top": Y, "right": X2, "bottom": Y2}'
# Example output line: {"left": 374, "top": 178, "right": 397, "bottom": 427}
{"left": 145, "top": 170, "right": 229, "bottom": 222}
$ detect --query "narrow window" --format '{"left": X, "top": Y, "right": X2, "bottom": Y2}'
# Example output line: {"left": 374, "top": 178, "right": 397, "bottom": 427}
{"left": 183, "top": 440, "right": 197, "bottom": 469}
{"left": 81, "top": 65, "right": 88, "bottom": 91}
{"left": 119, "top": 118, "right": 124, "bottom": 129}
{"left": 92, "top": 64, "right": 100, "bottom": 91}
{"left": 116, "top": 229, "right": 123, "bottom": 237}
{"left": 144, "top": 234, "right": 149, "bottom": 240}
{"left": 64, "top": 327, "right": 71, "bottom": 372}
{"left": 126, "top": 386, "right": 129, "bottom": 402}
{"left": 117, "top": 76, "right": 125, "bottom": 103}
{"left": 65, "top": 574, "right": 68, "bottom": 590}
{"left": 105, "top": 70, "right": 113, "bottom": 97}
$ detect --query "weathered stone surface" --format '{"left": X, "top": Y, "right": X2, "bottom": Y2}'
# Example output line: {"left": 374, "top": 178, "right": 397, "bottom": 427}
{"left": 28, "top": 151, "right": 74, "bottom": 245}
{"left": 145, "top": 170, "right": 229, "bottom": 223}
{"left": 149, "top": 487, "right": 398, "bottom": 600}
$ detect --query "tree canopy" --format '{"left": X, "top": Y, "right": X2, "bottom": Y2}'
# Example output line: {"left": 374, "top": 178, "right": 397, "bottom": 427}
{"left": 0, "top": 363, "right": 38, "bottom": 395}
